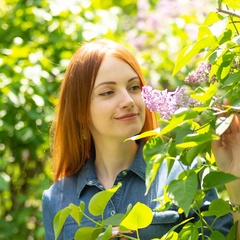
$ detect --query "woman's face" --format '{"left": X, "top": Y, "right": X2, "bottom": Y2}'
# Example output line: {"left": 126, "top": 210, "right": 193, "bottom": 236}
{"left": 89, "top": 56, "right": 146, "bottom": 143}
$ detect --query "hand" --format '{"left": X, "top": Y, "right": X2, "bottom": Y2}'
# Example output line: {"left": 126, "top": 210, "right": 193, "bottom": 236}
{"left": 212, "top": 113, "right": 240, "bottom": 177}
{"left": 212, "top": 101, "right": 240, "bottom": 203}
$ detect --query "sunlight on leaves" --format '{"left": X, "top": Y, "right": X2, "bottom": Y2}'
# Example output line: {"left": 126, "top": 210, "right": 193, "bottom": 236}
{"left": 202, "top": 198, "right": 231, "bottom": 218}
{"left": 120, "top": 202, "right": 153, "bottom": 231}
{"left": 172, "top": 36, "right": 218, "bottom": 76}
{"left": 89, "top": 183, "right": 122, "bottom": 216}
{"left": 54, "top": 207, "right": 72, "bottom": 240}
{"left": 75, "top": 226, "right": 102, "bottom": 240}
{"left": 203, "top": 171, "right": 238, "bottom": 190}
{"left": 125, "top": 128, "right": 160, "bottom": 141}
{"left": 167, "top": 172, "right": 198, "bottom": 216}
{"left": 143, "top": 137, "right": 172, "bottom": 194}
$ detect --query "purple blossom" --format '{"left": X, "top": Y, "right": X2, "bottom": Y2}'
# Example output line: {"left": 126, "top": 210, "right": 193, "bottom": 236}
{"left": 141, "top": 86, "right": 199, "bottom": 120}
{"left": 184, "top": 62, "right": 212, "bottom": 84}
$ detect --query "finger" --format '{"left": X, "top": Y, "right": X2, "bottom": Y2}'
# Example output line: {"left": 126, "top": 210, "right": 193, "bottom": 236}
{"left": 223, "top": 98, "right": 230, "bottom": 105}
{"left": 225, "top": 114, "right": 240, "bottom": 134}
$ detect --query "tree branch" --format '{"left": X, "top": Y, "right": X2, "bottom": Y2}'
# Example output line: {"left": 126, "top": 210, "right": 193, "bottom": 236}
{"left": 217, "top": 8, "right": 240, "bottom": 18}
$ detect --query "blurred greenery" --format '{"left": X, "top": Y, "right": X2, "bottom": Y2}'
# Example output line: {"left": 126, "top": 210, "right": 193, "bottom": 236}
{"left": 0, "top": 0, "right": 215, "bottom": 239}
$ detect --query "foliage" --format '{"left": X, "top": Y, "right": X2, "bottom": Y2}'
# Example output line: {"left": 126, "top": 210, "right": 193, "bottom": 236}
{"left": 54, "top": 0, "right": 240, "bottom": 239}
{"left": 1, "top": 0, "right": 238, "bottom": 239}
{"left": 128, "top": 0, "right": 240, "bottom": 238}
{"left": 53, "top": 183, "right": 153, "bottom": 239}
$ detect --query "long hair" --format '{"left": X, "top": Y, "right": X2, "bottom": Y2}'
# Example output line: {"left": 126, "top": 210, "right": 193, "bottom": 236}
{"left": 51, "top": 39, "right": 158, "bottom": 181}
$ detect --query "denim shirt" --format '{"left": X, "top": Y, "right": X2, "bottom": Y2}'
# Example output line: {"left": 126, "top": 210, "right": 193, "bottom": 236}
{"left": 42, "top": 141, "right": 233, "bottom": 240}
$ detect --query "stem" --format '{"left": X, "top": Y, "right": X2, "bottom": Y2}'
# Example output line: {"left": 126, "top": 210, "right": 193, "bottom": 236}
{"left": 118, "top": 230, "right": 140, "bottom": 240}
{"left": 192, "top": 206, "right": 205, "bottom": 240}
{"left": 81, "top": 212, "right": 103, "bottom": 228}
{"left": 192, "top": 202, "right": 213, "bottom": 240}
{"left": 226, "top": 6, "right": 240, "bottom": 35}
{"left": 217, "top": 8, "right": 240, "bottom": 19}
{"left": 118, "top": 234, "right": 138, "bottom": 240}
{"left": 136, "top": 230, "right": 140, "bottom": 239}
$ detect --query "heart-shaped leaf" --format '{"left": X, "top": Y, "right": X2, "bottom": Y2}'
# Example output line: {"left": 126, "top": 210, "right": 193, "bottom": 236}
{"left": 120, "top": 202, "right": 153, "bottom": 231}
{"left": 167, "top": 172, "right": 198, "bottom": 216}
{"left": 89, "top": 183, "right": 121, "bottom": 216}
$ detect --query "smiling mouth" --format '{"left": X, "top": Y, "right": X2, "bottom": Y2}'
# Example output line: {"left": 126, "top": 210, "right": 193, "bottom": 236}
{"left": 115, "top": 113, "right": 139, "bottom": 120}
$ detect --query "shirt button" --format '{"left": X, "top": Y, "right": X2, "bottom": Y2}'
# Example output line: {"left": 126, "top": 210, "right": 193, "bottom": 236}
{"left": 122, "top": 170, "right": 127, "bottom": 176}
{"left": 110, "top": 210, "right": 116, "bottom": 216}
{"left": 88, "top": 180, "right": 93, "bottom": 185}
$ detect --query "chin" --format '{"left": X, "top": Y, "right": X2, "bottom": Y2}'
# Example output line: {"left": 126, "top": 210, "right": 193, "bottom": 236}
{"left": 125, "top": 128, "right": 142, "bottom": 140}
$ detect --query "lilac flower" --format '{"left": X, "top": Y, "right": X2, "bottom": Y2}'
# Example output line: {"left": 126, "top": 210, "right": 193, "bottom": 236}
{"left": 184, "top": 62, "right": 212, "bottom": 84}
{"left": 141, "top": 86, "right": 199, "bottom": 120}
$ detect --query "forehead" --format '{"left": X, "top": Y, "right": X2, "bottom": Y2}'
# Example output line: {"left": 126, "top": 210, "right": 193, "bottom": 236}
{"left": 94, "top": 56, "right": 138, "bottom": 84}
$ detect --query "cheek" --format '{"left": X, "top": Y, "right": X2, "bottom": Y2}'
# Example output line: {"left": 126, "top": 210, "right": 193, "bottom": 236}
{"left": 137, "top": 97, "right": 146, "bottom": 114}
{"left": 89, "top": 101, "right": 111, "bottom": 126}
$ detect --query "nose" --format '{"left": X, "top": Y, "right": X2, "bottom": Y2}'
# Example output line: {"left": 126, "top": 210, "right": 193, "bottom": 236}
{"left": 119, "top": 90, "right": 134, "bottom": 109}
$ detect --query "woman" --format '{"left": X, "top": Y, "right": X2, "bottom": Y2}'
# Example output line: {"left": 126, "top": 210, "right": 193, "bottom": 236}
{"left": 42, "top": 39, "right": 240, "bottom": 239}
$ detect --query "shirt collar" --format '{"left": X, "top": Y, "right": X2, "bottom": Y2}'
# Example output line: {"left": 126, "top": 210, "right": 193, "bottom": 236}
{"left": 76, "top": 140, "right": 146, "bottom": 197}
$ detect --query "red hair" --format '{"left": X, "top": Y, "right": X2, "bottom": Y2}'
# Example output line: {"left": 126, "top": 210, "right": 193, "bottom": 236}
{"left": 51, "top": 39, "right": 158, "bottom": 181}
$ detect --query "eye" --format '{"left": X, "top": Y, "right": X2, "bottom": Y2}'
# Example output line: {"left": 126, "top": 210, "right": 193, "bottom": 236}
{"left": 129, "top": 85, "right": 141, "bottom": 91}
{"left": 99, "top": 91, "right": 114, "bottom": 96}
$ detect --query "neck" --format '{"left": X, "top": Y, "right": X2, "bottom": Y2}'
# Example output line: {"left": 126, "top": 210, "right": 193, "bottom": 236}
{"left": 94, "top": 139, "right": 138, "bottom": 189}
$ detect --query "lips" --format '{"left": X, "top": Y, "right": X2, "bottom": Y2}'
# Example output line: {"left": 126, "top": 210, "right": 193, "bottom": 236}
{"left": 115, "top": 113, "right": 139, "bottom": 120}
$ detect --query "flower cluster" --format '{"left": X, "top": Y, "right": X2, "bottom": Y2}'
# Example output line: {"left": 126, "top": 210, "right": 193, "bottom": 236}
{"left": 184, "top": 62, "right": 212, "bottom": 84}
{"left": 141, "top": 86, "right": 199, "bottom": 120}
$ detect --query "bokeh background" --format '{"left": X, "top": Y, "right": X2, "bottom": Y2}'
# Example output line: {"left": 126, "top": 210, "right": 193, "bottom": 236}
{"left": 0, "top": 0, "right": 215, "bottom": 239}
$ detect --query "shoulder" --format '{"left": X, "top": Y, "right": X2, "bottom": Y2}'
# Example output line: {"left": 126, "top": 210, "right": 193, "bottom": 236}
{"left": 46, "top": 172, "right": 79, "bottom": 195}
{"left": 42, "top": 172, "right": 80, "bottom": 214}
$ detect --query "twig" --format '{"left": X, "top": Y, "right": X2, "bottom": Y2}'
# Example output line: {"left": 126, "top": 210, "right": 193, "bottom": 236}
{"left": 217, "top": 8, "right": 240, "bottom": 18}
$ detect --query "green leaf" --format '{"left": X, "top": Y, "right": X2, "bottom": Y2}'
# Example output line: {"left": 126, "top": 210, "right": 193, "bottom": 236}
{"left": 203, "top": 171, "right": 238, "bottom": 190}
{"left": 53, "top": 201, "right": 85, "bottom": 239}
{"left": 215, "top": 114, "right": 234, "bottom": 136}
{"left": 97, "top": 225, "right": 113, "bottom": 240}
{"left": 69, "top": 203, "right": 84, "bottom": 226}
{"left": 160, "top": 231, "right": 179, "bottom": 240}
{"left": 219, "top": 29, "right": 233, "bottom": 45}
{"left": 125, "top": 128, "right": 160, "bottom": 141}
{"left": 167, "top": 172, "right": 198, "bottom": 216}
{"left": 143, "top": 137, "right": 172, "bottom": 194}
{"left": 191, "top": 82, "right": 218, "bottom": 103}
{"left": 176, "top": 132, "right": 218, "bottom": 149}
{"left": 222, "top": 72, "right": 240, "bottom": 88}
{"left": 160, "top": 109, "right": 198, "bottom": 136}
{"left": 201, "top": 12, "right": 224, "bottom": 28}
{"left": 103, "top": 213, "right": 125, "bottom": 226}
{"left": 222, "top": 0, "right": 240, "bottom": 10}
{"left": 54, "top": 207, "right": 72, "bottom": 240}
{"left": 172, "top": 36, "right": 218, "bottom": 76}
{"left": 202, "top": 199, "right": 231, "bottom": 218}
{"left": 120, "top": 202, "right": 153, "bottom": 231}
{"left": 198, "top": 26, "right": 213, "bottom": 40}
{"left": 74, "top": 227, "right": 102, "bottom": 240}
{"left": 209, "top": 230, "right": 225, "bottom": 240}
{"left": 185, "top": 143, "right": 207, "bottom": 165}
{"left": 159, "top": 218, "right": 193, "bottom": 240}
{"left": 226, "top": 222, "right": 237, "bottom": 240}
{"left": 178, "top": 222, "right": 199, "bottom": 239}
{"left": 88, "top": 183, "right": 122, "bottom": 216}
{"left": 216, "top": 52, "right": 234, "bottom": 80}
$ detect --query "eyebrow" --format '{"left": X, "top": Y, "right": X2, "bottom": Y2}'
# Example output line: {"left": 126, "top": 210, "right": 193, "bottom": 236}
{"left": 94, "top": 77, "right": 140, "bottom": 89}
